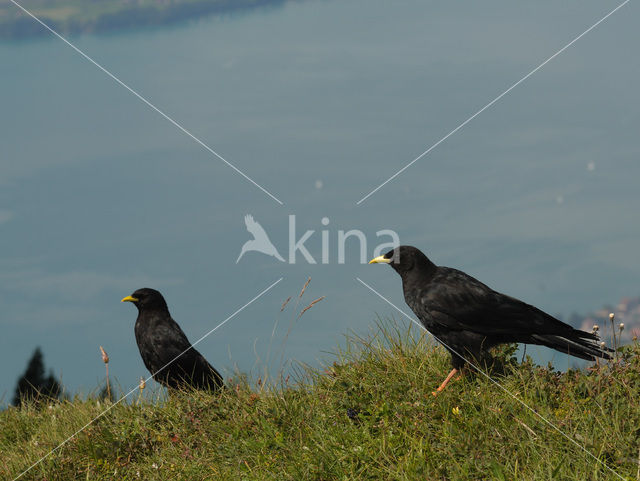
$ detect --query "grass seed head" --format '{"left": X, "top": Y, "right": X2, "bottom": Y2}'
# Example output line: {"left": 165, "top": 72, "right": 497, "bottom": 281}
{"left": 299, "top": 296, "right": 326, "bottom": 317}
{"left": 280, "top": 296, "right": 292, "bottom": 312}
{"left": 99, "top": 346, "right": 109, "bottom": 364}
{"left": 299, "top": 277, "right": 311, "bottom": 298}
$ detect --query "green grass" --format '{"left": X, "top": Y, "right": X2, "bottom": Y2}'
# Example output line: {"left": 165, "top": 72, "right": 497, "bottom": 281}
{"left": 2, "top": 321, "right": 639, "bottom": 480}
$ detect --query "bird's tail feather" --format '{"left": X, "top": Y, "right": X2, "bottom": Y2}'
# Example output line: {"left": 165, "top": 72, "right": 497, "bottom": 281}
{"left": 531, "top": 332, "right": 613, "bottom": 361}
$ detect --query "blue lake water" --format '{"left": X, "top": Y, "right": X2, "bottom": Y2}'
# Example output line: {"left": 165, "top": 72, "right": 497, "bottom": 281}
{"left": 1, "top": 0, "right": 639, "bottom": 403}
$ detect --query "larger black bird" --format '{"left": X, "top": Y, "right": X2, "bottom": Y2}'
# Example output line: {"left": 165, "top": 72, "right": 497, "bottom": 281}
{"left": 122, "top": 288, "right": 223, "bottom": 391}
{"left": 369, "top": 246, "right": 612, "bottom": 394}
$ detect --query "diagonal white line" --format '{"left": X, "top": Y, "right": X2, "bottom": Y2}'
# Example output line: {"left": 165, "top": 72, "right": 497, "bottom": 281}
{"left": 356, "top": 277, "right": 624, "bottom": 480}
{"left": 9, "top": 0, "right": 284, "bottom": 206}
{"left": 12, "top": 277, "right": 284, "bottom": 481}
{"left": 356, "top": 0, "right": 630, "bottom": 205}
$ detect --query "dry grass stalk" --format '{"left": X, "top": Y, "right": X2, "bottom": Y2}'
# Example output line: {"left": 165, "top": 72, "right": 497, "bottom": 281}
{"left": 299, "top": 277, "right": 311, "bottom": 298}
{"left": 99, "top": 346, "right": 110, "bottom": 400}
{"left": 280, "top": 296, "right": 292, "bottom": 312}
{"left": 299, "top": 296, "right": 326, "bottom": 318}
{"left": 609, "top": 312, "right": 620, "bottom": 363}
{"left": 514, "top": 416, "right": 537, "bottom": 438}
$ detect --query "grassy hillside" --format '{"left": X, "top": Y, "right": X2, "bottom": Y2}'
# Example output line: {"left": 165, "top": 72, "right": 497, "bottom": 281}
{"left": 2, "top": 322, "right": 639, "bottom": 480}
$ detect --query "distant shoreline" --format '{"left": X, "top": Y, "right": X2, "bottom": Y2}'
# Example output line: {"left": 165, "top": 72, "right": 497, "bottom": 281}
{"left": 0, "top": 0, "right": 288, "bottom": 40}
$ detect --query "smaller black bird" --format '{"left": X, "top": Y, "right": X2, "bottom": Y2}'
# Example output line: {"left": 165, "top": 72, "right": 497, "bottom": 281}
{"left": 122, "top": 288, "right": 223, "bottom": 391}
{"left": 370, "top": 246, "right": 612, "bottom": 395}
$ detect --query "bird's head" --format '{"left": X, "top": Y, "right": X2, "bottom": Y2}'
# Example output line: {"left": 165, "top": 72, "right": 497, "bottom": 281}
{"left": 369, "top": 245, "right": 434, "bottom": 277}
{"left": 121, "top": 288, "right": 168, "bottom": 312}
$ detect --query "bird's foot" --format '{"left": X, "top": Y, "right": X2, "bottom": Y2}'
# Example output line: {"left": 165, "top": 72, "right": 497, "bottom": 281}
{"left": 431, "top": 368, "right": 460, "bottom": 396}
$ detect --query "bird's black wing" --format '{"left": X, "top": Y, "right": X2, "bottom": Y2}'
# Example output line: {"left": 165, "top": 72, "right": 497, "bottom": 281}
{"left": 413, "top": 267, "right": 586, "bottom": 339}
{"left": 151, "top": 320, "right": 223, "bottom": 389}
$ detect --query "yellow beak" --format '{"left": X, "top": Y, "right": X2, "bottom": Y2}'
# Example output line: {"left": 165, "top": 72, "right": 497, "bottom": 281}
{"left": 121, "top": 295, "right": 139, "bottom": 303}
{"left": 369, "top": 255, "right": 391, "bottom": 264}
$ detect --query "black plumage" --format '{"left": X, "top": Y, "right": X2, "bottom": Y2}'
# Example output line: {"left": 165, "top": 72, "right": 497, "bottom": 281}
{"left": 370, "top": 246, "right": 612, "bottom": 393}
{"left": 122, "top": 288, "right": 223, "bottom": 391}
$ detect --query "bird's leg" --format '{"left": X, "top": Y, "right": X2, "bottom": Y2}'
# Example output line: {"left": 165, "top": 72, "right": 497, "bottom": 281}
{"left": 431, "top": 368, "right": 460, "bottom": 396}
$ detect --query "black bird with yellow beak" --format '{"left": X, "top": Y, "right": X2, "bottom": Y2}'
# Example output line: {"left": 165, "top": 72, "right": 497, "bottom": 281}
{"left": 122, "top": 288, "right": 223, "bottom": 391}
{"left": 370, "top": 246, "right": 612, "bottom": 395}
